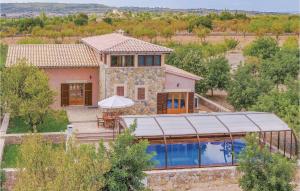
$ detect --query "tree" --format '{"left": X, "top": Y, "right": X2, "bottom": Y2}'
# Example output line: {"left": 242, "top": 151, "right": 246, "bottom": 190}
{"left": 282, "top": 36, "right": 299, "bottom": 51}
{"left": 219, "top": 11, "right": 234, "bottom": 20}
{"left": 203, "top": 56, "right": 230, "bottom": 96}
{"left": 104, "top": 124, "right": 154, "bottom": 191}
{"left": 224, "top": 38, "right": 239, "bottom": 50}
{"left": 193, "top": 27, "right": 211, "bottom": 43}
{"left": 188, "top": 16, "right": 212, "bottom": 32}
{"left": 250, "top": 79, "right": 300, "bottom": 134}
{"left": 272, "top": 21, "right": 285, "bottom": 41}
{"left": 103, "top": 17, "right": 113, "bottom": 25}
{"left": 0, "top": 60, "right": 55, "bottom": 131}
{"left": 238, "top": 133, "right": 296, "bottom": 191}
{"left": 14, "top": 134, "right": 110, "bottom": 191}
{"left": 236, "top": 20, "right": 250, "bottom": 38}
{"left": 244, "top": 37, "right": 279, "bottom": 59}
{"left": 227, "top": 63, "right": 273, "bottom": 110}
{"left": 74, "top": 13, "right": 88, "bottom": 26}
{"left": 260, "top": 50, "right": 299, "bottom": 87}
{"left": 161, "top": 27, "right": 174, "bottom": 41}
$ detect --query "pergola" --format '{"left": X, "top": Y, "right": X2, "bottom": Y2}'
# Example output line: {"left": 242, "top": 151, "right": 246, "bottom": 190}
{"left": 120, "top": 112, "right": 298, "bottom": 169}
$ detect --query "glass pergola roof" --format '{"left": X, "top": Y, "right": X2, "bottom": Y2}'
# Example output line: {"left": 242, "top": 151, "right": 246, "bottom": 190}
{"left": 121, "top": 112, "right": 291, "bottom": 138}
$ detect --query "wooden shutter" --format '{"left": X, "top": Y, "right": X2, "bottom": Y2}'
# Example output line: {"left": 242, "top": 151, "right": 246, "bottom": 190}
{"left": 61, "top": 84, "right": 69, "bottom": 106}
{"left": 188, "top": 92, "right": 194, "bottom": 113}
{"left": 116, "top": 86, "right": 124, "bottom": 96}
{"left": 157, "top": 93, "right": 168, "bottom": 114}
{"left": 85, "top": 83, "right": 92, "bottom": 106}
{"left": 137, "top": 87, "right": 145, "bottom": 100}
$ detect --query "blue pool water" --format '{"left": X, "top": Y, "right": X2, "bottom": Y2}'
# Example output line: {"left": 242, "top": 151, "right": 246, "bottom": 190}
{"left": 146, "top": 139, "right": 246, "bottom": 168}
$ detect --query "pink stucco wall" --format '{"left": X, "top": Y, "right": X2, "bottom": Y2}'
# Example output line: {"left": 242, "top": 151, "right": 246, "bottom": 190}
{"left": 165, "top": 72, "right": 195, "bottom": 91}
{"left": 43, "top": 67, "right": 99, "bottom": 109}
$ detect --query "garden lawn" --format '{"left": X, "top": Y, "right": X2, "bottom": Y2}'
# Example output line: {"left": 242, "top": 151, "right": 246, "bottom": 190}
{"left": 7, "top": 110, "right": 68, "bottom": 134}
{"left": 2, "top": 144, "right": 64, "bottom": 168}
{"left": 2, "top": 144, "right": 20, "bottom": 168}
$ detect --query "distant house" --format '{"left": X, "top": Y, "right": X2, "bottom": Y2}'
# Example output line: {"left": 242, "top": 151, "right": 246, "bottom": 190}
{"left": 6, "top": 33, "right": 201, "bottom": 114}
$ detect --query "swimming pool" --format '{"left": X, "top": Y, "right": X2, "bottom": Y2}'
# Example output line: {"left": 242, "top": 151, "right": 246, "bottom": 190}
{"left": 146, "top": 139, "right": 246, "bottom": 168}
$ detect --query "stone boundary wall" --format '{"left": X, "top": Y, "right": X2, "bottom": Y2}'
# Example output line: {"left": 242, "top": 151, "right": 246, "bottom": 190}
{"left": 2, "top": 132, "right": 66, "bottom": 145}
{"left": 2, "top": 168, "right": 17, "bottom": 191}
{"left": 196, "top": 94, "right": 231, "bottom": 112}
{"left": 145, "top": 166, "right": 239, "bottom": 190}
{"left": 3, "top": 162, "right": 300, "bottom": 191}
{"left": 0, "top": 113, "right": 10, "bottom": 162}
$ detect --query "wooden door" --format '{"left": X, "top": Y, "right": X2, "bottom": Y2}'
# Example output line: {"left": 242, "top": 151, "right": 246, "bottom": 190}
{"left": 167, "top": 93, "right": 187, "bottom": 114}
{"left": 61, "top": 84, "right": 69, "bottom": 106}
{"left": 85, "top": 83, "right": 92, "bottom": 106}
{"left": 69, "top": 83, "right": 84, "bottom": 105}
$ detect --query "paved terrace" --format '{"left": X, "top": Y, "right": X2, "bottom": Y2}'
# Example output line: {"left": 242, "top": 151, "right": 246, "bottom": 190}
{"left": 66, "top": 107, "right": 111, "bottom": 134}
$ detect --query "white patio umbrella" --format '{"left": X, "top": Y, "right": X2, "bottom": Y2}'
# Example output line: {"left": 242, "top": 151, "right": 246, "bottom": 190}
{"left": 98, "top": 95, "right": 134, "bottom": 109}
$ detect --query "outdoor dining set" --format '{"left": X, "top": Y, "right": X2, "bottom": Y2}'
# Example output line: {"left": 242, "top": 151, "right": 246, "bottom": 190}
{"left": 97, "top": 95, "right": 135, "bottom": 129}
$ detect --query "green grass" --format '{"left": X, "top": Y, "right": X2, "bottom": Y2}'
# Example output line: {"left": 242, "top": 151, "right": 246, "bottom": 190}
{"left": 2, "top": 144, "right": 20, "bottom": 168}
{"left": 0, "top": 43, "right": 8, "bottom": 69}
{"left": 7, "top": 110, "right": 68, "bottom": 134}
{"left": 1, "top": 144, "right": 64, "bottom": 168}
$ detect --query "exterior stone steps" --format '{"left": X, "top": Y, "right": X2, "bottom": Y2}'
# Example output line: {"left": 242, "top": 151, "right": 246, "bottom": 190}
{"left": 75, "top": 131, "right": 117, "bottom": 142}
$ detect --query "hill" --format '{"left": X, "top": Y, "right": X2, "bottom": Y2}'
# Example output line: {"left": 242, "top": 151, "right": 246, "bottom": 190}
{"left": 0, "top": 3, "right": 289, "bottom": 18}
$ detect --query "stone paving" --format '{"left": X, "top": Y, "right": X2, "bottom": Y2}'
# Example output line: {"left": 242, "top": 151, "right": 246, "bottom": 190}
{"left": 66, "top": 107, "right": 101, "bottom": 123}
{"left": 66, "top": 107, "right": 113, "bottom": 134}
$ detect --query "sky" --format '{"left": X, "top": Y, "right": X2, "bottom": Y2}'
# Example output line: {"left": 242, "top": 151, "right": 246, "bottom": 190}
{"left": 2, "top": 0, "right": 300, "bottom": 13}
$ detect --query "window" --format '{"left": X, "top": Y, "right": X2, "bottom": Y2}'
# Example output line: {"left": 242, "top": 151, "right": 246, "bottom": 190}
{"left": 154, "top": 55, "right": 161, "bottom": 66}
{"left": 138, "top": 55, "right": 145, "bottom": 66}
{"left": 135, "top": 86, "right": 147, "bottom": 101}
{"left": 138, "top": 55, "right": 161, "bottom": 67}
{"left": 194, "top": 97, "right": 199, "bottom": 108}
{"left": 111, "top": 55, "right": 134, "bottom": 67}
{"left": 145, "top": 55, "right": 153, "bottom": 66}
{"left": 137, "top": 87, "right": 146, "bottom": 100}
{"left": 116, "top": 86, "right": 124, "bottom": 96}
{"left": 111, "top": 56, "right": 122, "bottom": 67}
{"left": 124, "top": 55, "right": 134, "bottom": 67}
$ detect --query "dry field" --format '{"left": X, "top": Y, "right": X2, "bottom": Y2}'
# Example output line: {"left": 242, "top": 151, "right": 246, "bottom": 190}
{"left": 0, "top": 34, "right": 296, "bottom": 48}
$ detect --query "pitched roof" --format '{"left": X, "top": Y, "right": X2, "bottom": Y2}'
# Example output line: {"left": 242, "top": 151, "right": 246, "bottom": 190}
{"left": 81, "top": 33, "right": 173, "bottom": 53}
{"left": 165, "top": 64, "right": 202, "bottom": 80}
{"left": 5, "top": 44, "right": 98, "bottom": 68}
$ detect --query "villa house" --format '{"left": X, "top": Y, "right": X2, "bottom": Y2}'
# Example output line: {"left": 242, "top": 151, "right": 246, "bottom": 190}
{"left": 5, "top": 33, "right": 201, "bottom": 115}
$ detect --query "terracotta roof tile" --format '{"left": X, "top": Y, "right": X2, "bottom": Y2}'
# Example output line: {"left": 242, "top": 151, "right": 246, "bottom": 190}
{"left": 82, "top": 33, "right": 173, "bottom": 53}
{"left": 165, "top": 64, "right": 202, "bottom": 80}
{"left": 6, "top": 44, "right": 98, "bottom": 68}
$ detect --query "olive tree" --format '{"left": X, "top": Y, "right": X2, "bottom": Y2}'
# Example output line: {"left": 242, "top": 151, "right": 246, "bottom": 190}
{"left": 203, "top": 56, "right": 230, "bottom": 96}
{"left": 1, "top": 60, "right": 55, "bottom": 131}
{"left": 244, "top": 37, "right": 279, "bottom": 59}
{"left": 14, "top": 134, "right": 110, "bottom": 191}
{"left": 104, "top": 124, "right": 154, "bottom": 191}
{"left": 238, "top": 133, "right": 296, "bottom": 191}
{"left": 227, "top": 63, "right": 272, "bottom": 110}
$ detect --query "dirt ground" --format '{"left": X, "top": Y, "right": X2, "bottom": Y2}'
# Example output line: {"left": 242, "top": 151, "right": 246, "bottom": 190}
{"left": 0, "top": 34, "right": 296, "bottom": 48}
{"left": 205, "top": 90, "right": 235, "bottom": 111}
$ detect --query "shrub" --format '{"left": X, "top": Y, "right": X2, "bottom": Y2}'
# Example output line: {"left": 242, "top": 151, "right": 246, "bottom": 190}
{"left": 238, "top": 133, "right": 296, "bottom": 191}
{"left": 244, "top": 37, "right": 279, "bottom": 59}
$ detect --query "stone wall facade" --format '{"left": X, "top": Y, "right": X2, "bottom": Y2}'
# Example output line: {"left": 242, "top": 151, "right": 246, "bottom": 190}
{"left": 3, "top": 132, "right": 66, "bottom": 145}
{"left": 3, "top": 165, "right": 300, "bottom": 191}
{"left": 145, "top": 167, "right": 240, "bottom": 191}
{"left": 102, "top": 67, "right": 165, "bottom": 114}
